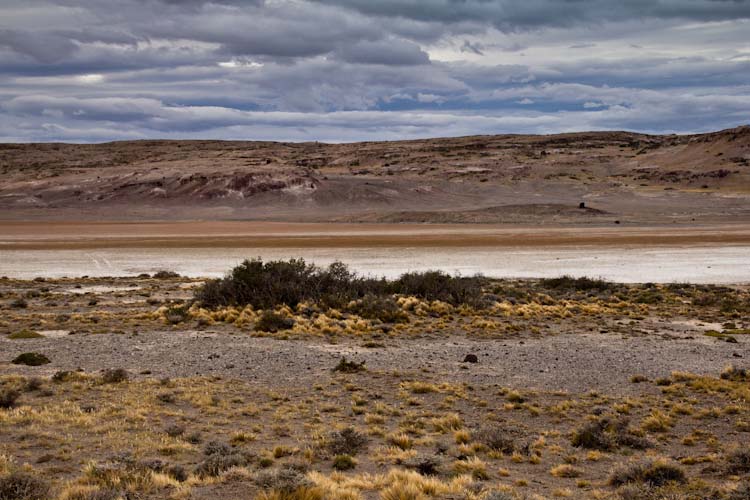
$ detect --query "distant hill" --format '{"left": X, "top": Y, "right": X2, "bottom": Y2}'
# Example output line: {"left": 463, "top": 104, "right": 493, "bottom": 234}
{"left": 1, "top": 126, "right": 748, "bottom": 224}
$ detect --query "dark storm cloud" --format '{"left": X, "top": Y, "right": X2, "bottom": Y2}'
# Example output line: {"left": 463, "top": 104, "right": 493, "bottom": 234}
{"left": 311, "top": 0, "right": 750, "bottom": 29}
{"left": 0, "top": 30, "right": 79, "bottom": 64}
{"left": 0, "top": 0, "right": 748, "bottom": 142}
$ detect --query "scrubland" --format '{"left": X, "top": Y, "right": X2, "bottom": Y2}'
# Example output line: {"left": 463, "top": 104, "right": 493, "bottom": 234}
{"left": 1, "top": 261, "right": 748, "bottom": 499}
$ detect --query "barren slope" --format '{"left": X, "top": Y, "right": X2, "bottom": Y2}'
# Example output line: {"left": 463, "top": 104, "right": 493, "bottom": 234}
{"left": 1, "top": 126, "right": 749, "bottom": 223}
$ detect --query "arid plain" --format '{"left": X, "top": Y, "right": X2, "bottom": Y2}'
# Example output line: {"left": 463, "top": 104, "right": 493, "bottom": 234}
{"left": 1, "top": 128, "right": 749, "bottom": 500}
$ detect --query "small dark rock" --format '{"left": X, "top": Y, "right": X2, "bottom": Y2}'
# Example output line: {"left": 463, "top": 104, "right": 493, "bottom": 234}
{"left": 463, "top": 354, "right": 479, "bottom": 363}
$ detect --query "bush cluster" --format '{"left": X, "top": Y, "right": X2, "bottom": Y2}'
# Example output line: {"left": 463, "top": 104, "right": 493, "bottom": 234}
{"left": 391, "top": 270, "right": 484, "bottom": 306}
{"left": 195, "top": 259, "right": 485, "bottom": 310}
{"left": 255, "top": 311, "right": 295, "bottom": 333}
{"left": 474, "top": 426, "right": 518, "bottom": 454}
{"left": 101, "top": 368, "right": 129, "bottom": 384}
{"left": 0, "top": 388, "right": 20, "bottom": 409}
{"left": 11, "top": 352, "right": 50, "bottom": 366}
{"left": 0, "top": 472, "right": 50, "bottom": 500}
{"left": 325, "top": 427, "right": 368, "bottom": 456}
{"left": 332, "top": 358, "right": 366, "bottom": 374}
{"left": 194, "top": 441, "right": 252, "bottom": 477}
{"left": 608, "top": 458, "right": 685, "bottom": 487}
{"left": 571, "top": 417, "right": 651, "bottom": 451}
{"left": 347, "top": 295, "right": 408, "bottom": 323}
{"left": 539, "top": 275, "right": 616, "bottom": 293}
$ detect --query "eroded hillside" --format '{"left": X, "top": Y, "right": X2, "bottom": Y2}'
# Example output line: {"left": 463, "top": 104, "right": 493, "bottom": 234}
{"left": 1, "top": 127, "right": 749, "bottom": 223}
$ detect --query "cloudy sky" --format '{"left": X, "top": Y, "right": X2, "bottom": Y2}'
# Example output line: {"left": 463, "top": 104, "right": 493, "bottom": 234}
{"left": 1, "top": 0, "right": 749, "bottom": 142}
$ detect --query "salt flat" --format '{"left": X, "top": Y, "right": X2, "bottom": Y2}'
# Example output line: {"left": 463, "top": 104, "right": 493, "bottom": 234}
{"left": 2, "top": 244, "right": 748, "bottom": 283}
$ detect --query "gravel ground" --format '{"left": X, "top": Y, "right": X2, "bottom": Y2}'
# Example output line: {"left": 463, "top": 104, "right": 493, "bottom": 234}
{"left": 3, "top": 331, "right": 746, "bottom": 394}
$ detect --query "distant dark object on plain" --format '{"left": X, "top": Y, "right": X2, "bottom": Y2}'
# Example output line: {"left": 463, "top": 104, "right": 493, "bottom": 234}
{"left": 614, "top": 220, "right": 621, "bottom": 224}
{"left": 579, "top": 202, "right": 586, "bottom": 209}
{"left": 463, "top": 354, "right": 478, "bottom": 363}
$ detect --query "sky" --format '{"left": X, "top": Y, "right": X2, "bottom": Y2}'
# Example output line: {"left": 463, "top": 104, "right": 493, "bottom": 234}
{"left": 1, "top": 0, "right": 749, "bottom": 143}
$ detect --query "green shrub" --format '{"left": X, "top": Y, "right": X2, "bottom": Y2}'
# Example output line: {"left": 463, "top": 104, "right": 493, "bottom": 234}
{"left": 52, "top": 370, "right": 76, "bottom": 383}
{"left": 11, "top": 353, "right": 50, "bottom": 366}
{"left": 572, "top": 417, "right": 650, "bottom": 451}
{"left": 153, "top": 270, "right": 180, "bottom": 279}
{"left": 721, "top": 365, "right": 749, "bottom": 382}
{"left": 23, "top": 377, "right": 43, "bottom": 392}
{"left": 483, "top": 493, "right": 515, "bottom": 500}
{"left": 194, "top": 441, "right": 251, "bottom": 477}
{"left": 255, "top": 311, "right": 295, "bottom": 333}
{"left": 474, "top": 426, "right": 517, "bottom": 454}
{"left": 724, "top": 448, "right": 750, "bottom": 474}
{"left": 729, "top": 483, "right": 750, "bottom": 500}
{"left": 633, "top": 291, "right": 664, "bottom": 304}
{"left": 326, "top": 427, "right": 368, "bottom": 456}
{"left": 195, "top": 259, "right": 485, "bottom": 310}
{"left": 332, "top": 358, "right": 365, "bottom": 374}
{"left": 101, "top": 369, "right": 128, "bottom": 384}
{"left": 253, "top": 466, "right": 313, "bottom": 492}
{"left": 165, "top": 305, "right": 189, "bottom": 325}
{"left": 571, "top": 419, "right": 614, "bottom": 451}
{"left": 347, "top": 295, "right": 408, "bottom": 323}
{"left": 539, "top": 275, "right": 615, "bottom": 293}
{"left": 61, "top": 487, "right": 122, "bottom": 500}
{"left": 8, "top": 330, "right": 44, "bottom": 339}
{"left": 608, "top": 458, "right": 685, "bottom": 487}
{"left": 390, "top": 270, "right": 484, "bottom": 306}
{"left": 332, "top": 454, "right": 356, "bottom": 470}
{"left": 0, "top": 471, "right": 50, "bottom": 500}
{"left": 196, "top": 259, "right": 371, "bottom": 309}
{"left": 194, "top": 453, "right": 247, "bottom": 477}
{"left": 9, "top": 298, "right": 28, "bottom": 309}
{"left": 0, "top": 388, "right": 20, "bottom": 409}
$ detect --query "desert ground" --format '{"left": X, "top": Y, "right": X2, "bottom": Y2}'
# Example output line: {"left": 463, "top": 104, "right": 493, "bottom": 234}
{"left": 0, "top": 128, "right": 749, "bottom": 500}
{"left": 1, "top": 270, "right": 749, "bottom": 500}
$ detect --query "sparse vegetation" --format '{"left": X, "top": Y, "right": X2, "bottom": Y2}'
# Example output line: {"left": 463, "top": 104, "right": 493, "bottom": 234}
{"left": 332, "top": 454, "right": 356, "bottom": 470}
{"left": 475, "top": 426, "right": 518, "bottom": 454}
{"left": 9, "top": 297, "right": 28, "bottom": 309}
{"left": 255, "top": 311, "right": 295, "bottom": 332}
{"left": 7, "top": 329, "right": 44, "bottom": 339}
{"left": 11, "top": 352, "right": 50, "bottom": 366}
{"left": 153, "top": 270, "right": 180, "bottom": 279}
{"left": 572, "top": 417, "right": 651, "bottom": 451}
{"left": 539, "top": 275, "right": 616, "bottom": 293}
{"left": 0, "top": 388, "right": 20, "bottom": 409}
{"left": 332, "top": 358, "right": 366, "bottom": 373}
{"left": 608, "top": 458, "right": 686, "bottom": 487}
{"left": 0, "top": 274, "right": 748, "bottom": 499}
{"left": 390, "top": 270, "right": 485, "bottom": 306}
{"left": 195, "top": 259, "right": 485, "bottom": 310}
{"left": 164, "top": 304, "right": 189, "bottom": 324}
{"left": 100, "top": 368, "right": 128, "bottom": 384}
{"left": 724, "top": 448, "right": 750, "bottom": 475}
{"left": 325, "top": 427, "right": 368, "bottom": 456}
{"left": 720, "top": 365, "right": 749, "bottom": 382}
{"left": 347, "top": 294, "right": 408, "bottom": 323}
{"left": 0, "top": 471, "right": 50, "bottom": 500}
